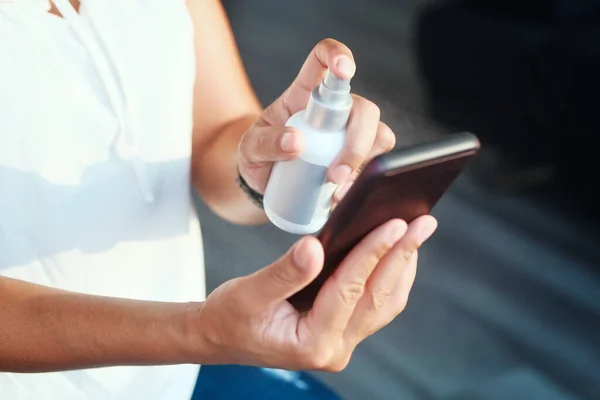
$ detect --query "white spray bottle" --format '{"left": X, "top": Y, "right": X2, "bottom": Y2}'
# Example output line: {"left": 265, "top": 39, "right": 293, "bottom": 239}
{"left": 263, "top": 69, "right": 353, "bottom": 235}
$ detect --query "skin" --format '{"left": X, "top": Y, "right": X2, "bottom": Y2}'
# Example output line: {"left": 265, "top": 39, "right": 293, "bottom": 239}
{"left": 0, "top": 0, "right": 438, "bottom": 373}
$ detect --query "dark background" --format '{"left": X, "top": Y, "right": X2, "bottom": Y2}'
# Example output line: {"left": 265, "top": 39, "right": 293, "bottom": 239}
{"left": 194, "top": 1, "right": 600, "bottom": 399}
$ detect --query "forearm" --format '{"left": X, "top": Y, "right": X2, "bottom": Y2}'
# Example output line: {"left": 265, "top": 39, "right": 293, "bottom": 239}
{"left": 191, "top": 114, "right": 268, "bottom": 226}
{"left": 0, "top": 277, "right": 200, "bottom": 373}
{"left": 186, "top": 0, "right": 268, "bottom": 225}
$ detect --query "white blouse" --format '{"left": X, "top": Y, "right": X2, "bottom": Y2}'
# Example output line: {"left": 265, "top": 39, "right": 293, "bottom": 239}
{"left": 0, "top": 0, "right": 205, "bottom": 398}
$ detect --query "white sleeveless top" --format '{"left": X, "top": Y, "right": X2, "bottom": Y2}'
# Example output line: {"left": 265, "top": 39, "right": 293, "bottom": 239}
{"left": 0, "top": 1, "right": 206, "bottom": 398}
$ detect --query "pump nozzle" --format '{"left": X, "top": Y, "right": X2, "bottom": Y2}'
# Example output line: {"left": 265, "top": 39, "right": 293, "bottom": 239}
{"left": 304, "top": 69, "right": 353, "bottom": 131}
{"left": 323, "top": 69, "right": 351, "bottom": 92}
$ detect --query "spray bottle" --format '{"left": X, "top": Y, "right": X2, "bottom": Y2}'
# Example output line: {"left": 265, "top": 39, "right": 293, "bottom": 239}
{"left": 263, "top": 69, "right": 352, "bottom": 234}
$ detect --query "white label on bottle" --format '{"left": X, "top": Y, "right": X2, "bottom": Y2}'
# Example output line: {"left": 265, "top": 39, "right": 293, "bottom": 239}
{"left": 314, "top": 181, "right": 337, "bottom": 221}
{"left": 266, "top": 159, "right": 325, "bottom": 225}
{"left": 265, "top": 159, "right": 336, "bottom": 227}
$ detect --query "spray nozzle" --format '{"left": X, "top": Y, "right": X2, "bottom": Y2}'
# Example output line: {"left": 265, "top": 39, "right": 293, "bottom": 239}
{"left": 323, "top": 69, "right": 351, "bottom": 92}
{"left": 304, "top": 69, "right": 353, "bottom": 131}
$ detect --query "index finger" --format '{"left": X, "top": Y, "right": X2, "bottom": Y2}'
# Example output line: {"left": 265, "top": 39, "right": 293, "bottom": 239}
{"left": 259, "top": 39, "right": 356, "bottom": 126}
{"left": 327, "top": 96, "right": 382, "bottom": 184}
{"left": 304, "top": 219, "right": 408, "bottom": 336}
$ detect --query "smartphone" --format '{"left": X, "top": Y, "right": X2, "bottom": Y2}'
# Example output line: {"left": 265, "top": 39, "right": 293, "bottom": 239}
{"left": 287, "top": 132, "right": 481, "bottom": 312}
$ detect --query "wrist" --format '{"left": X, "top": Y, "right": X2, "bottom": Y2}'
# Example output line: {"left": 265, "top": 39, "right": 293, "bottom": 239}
{"left": 236, "top": 168, "right": 264, "bottom": 209}
{"left": 192, "top": 115, "right": 268, "bottom": 225}
{"left": 178, "top": 301, "right": 220, "bottom": 364}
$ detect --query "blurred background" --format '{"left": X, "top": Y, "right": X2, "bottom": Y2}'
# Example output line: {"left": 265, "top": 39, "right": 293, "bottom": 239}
{"left": 195, "top": 1, "right": 600, "bottom": 399}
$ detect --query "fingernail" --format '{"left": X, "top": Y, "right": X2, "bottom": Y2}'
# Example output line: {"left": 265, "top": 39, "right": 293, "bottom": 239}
{"left": 280, "top": 131, "right": 298, "bottom": 152}
{"left": 330, "top": 164, "right": 352, "bottom": 184}
{"left": 335, "top": 55, "right": 355, "bottom": 77}
{"left": 293, "top": 240, "right": 311, "bottom": 269}
{"left": 386, "top": 221, "right": 407, "bottom": 247}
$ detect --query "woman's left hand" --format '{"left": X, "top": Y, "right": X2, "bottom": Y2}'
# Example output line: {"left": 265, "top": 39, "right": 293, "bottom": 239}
{"left": 237, "top": 38, "right": 396, "bottom": 203}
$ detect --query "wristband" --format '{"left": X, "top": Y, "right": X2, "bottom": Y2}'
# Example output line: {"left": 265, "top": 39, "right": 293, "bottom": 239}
{"left": 236, "top": 170, "right": 264, "bottom": 209}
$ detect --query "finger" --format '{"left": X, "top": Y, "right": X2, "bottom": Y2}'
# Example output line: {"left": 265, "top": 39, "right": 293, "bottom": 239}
{"left": 345, "top": 215, "right": 437, "bottom": 341}
{"left": 328, "top": 96, "right": 383, "bottom": 185}
{"left": 305, "top": 219, "right": 408, "bottom": 336}
{"left": 372, "top": 251, "right": 418, "bottom": 330}
{"left": 333, "top": 121, "right": 395, "bottom": 203}
{"left": 238, "top": 125, "right": 305, "bottom": 165}
{"left": 260, "top": 39, "right": 355, "bottom": 126}
{"left": 371, "top": 121, "right": 397, "bottom": 160}
{"left": 244, "top": 236, "right": 324, "bottom": 310}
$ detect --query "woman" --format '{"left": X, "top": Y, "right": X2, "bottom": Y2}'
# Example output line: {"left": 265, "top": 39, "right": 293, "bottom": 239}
{"left": 0, "top": 0, "right": 438, "bottom": 399}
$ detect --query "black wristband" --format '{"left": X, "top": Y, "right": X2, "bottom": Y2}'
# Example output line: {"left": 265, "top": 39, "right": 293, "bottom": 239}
{"left": 236, "top": 170, "right": 264, "bottom": 209}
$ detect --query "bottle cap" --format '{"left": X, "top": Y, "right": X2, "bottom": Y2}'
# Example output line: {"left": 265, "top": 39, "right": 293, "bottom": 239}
{"left": 304, "top": 69, "right": 353, "bottom": 131}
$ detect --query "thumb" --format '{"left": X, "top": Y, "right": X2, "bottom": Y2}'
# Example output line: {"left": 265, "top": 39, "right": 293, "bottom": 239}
{"left": 238, "top": 124, "right": 305, "bottom": 165}
{"left": 245, "top": 236, "right": 324, "bottom": 309}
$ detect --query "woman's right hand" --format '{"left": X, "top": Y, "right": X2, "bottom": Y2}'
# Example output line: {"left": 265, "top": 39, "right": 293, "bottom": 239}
{"left": 189, "top": 215, "right": 437, "bottom": 371}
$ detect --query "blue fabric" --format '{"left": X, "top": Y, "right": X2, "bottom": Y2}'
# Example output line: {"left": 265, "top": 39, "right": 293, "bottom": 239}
{"left": 191, "top": 365, "right": 342, "bottom": 400}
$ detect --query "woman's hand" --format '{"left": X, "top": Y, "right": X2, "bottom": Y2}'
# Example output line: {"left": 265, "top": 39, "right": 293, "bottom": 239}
{"left": 237, "top": 38, "right": 395, "bottom": 202}
{"left": 192, "top": 216, "right": 437, "bottom": 371}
